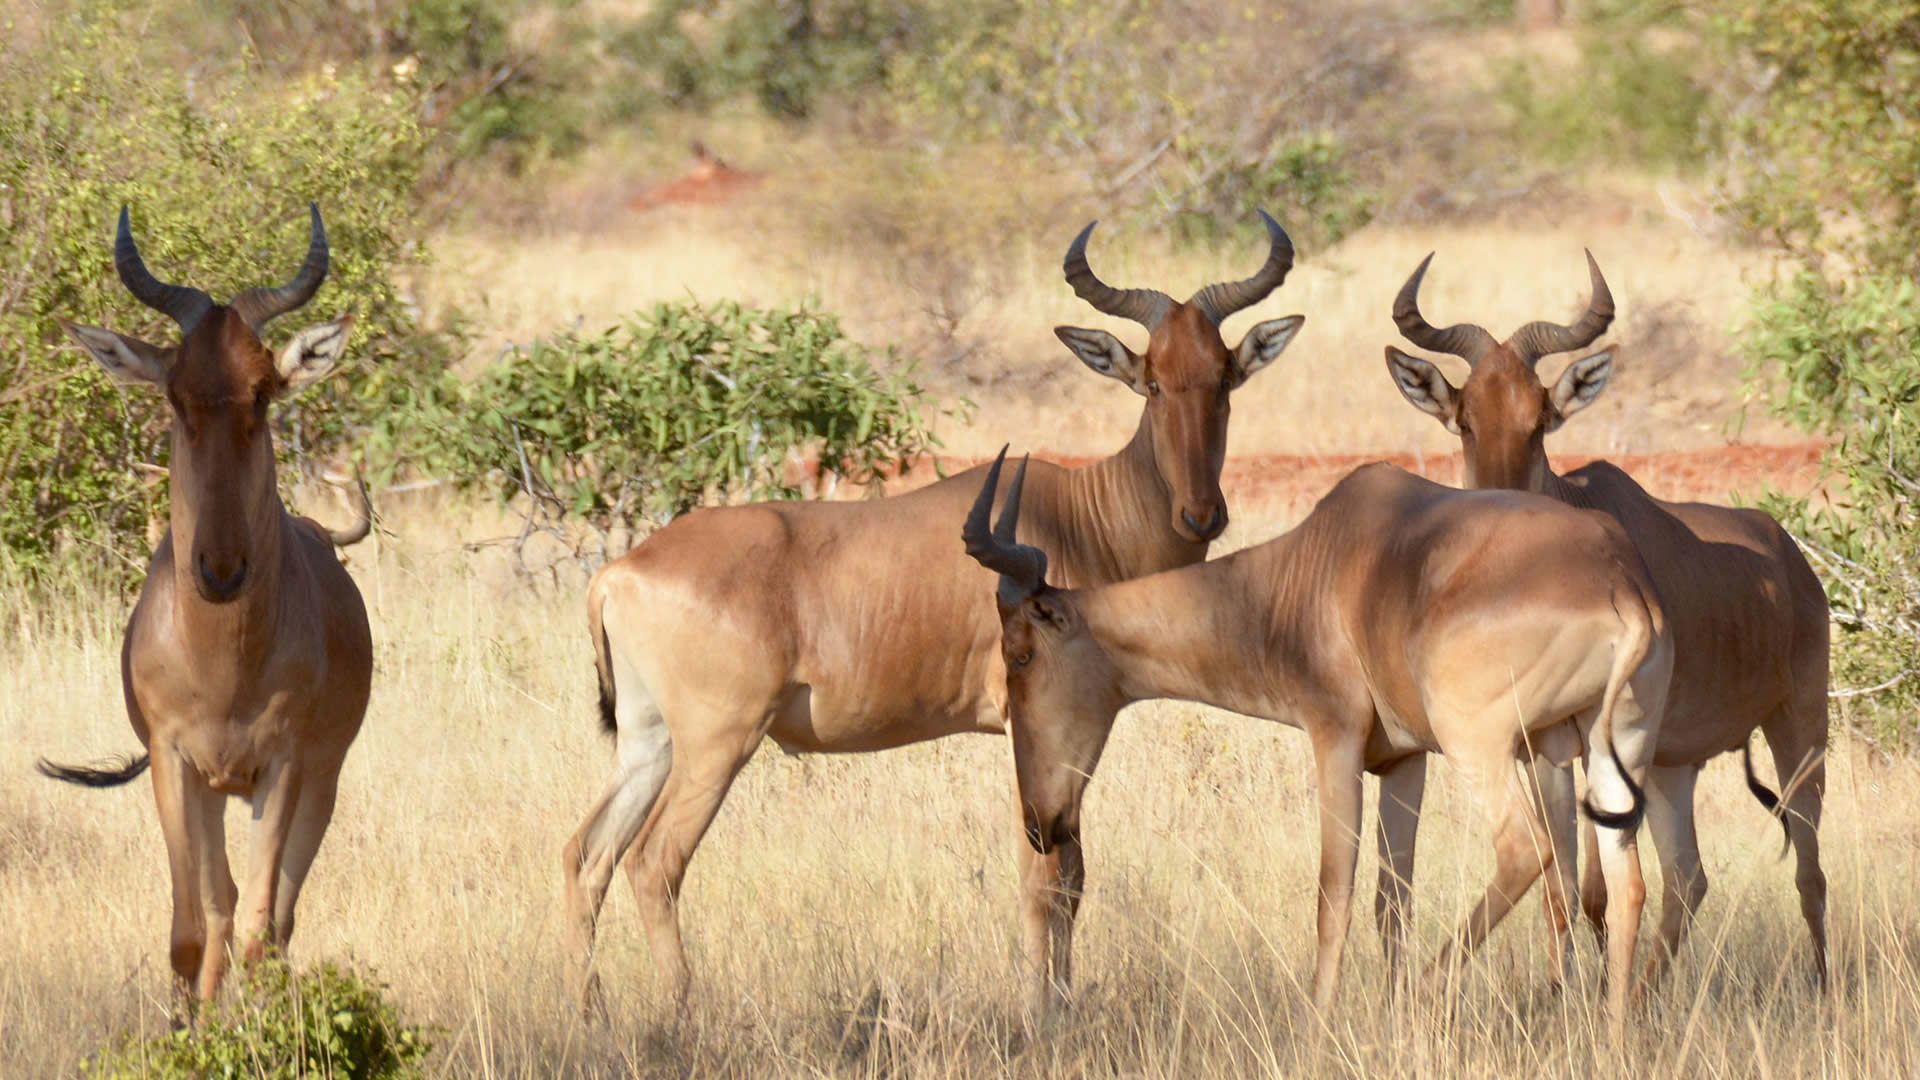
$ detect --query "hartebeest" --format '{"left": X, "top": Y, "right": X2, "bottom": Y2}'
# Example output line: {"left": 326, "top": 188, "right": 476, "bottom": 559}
{"left": 962, "top": 449, "right": 1674, "bottom": 1039}
{"left": 1383, "top": 252, "right": 1831, "bottom": 989}
{"left": 37, "top": 205, "right": 372, "bottom": 1005}
{"left": 564, "top": 213, "right": 1306, "bottom": 1016}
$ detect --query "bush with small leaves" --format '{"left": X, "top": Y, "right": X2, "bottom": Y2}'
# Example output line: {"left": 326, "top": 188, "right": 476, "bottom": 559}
{"left": 381, "top": 298, "right": 958, "bottom": 558}
{"left": 82, "top": 958, "right": 434, "bottom": 1080}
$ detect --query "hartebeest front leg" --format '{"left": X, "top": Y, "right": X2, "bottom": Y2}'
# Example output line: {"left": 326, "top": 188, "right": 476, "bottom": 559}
{"left": 1017, "top": 832, "right": 1083, "bottom": 1026}
{"left": 236, "top": 757, "right": 303, "bottom": 969}
{"left": 1309, "top": 736, "right": 1366, "bottom": 1011}
{"left": 150, "top": 743, "right": 206, "bottom": 1004}
{"left": 1373, "top": 755, "right": 1426, "bottom": 994}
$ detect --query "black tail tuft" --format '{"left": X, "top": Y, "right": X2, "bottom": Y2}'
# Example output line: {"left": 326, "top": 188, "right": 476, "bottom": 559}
{"left": 1581, "top": 739, "right": 1646, "bottom": 847}
{"left": 37, "top": 754, "right": 151, "bottom": 788}
{"left": 595, "top": 623, "right": 616, "bottom": 737}
{"left": 1742, "top": 740, "right": 1791, "bottom": 858}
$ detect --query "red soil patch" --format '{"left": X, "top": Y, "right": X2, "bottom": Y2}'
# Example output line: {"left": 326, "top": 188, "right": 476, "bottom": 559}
{"left": 628, "top": 140, "right": 765, "bottom": 213}
{"left": 792, "top": 441, "right": 1831, "bottom": 521}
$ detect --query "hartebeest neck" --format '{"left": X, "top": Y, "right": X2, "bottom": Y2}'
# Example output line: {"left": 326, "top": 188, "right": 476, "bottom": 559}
{"left": 1075, "top": 534, "right": 1325, "bottom": 720}
{"left": 1052, "top": 414, "right": 1209, "bottom": 585}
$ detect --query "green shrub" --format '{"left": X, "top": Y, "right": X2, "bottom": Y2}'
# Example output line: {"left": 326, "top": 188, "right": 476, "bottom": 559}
{"left": 1718, "top": 0, "right": 1920, "bottom": 736}
{"left": 387, "top": 0, "right": 587, "bottom": 166}
{"left": 0, "top": 0, "right": 447, "bottom": 576}
{"left": 83, "top": 958, "right": 433, "bottom": 1079}
{"left": 1169, "top": 132, "right": 1378, "bottom": 253}
{"left": 382, "top": 299, "right": 958, "bottom": 545}
{"left": 1497, "top": 29, "right": 1712, "bottom": 170}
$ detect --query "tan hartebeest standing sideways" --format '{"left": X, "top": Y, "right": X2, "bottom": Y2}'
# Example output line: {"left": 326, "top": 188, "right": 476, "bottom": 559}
{"left": 37, "top": 205, "right": 373, "bottom": 1006}
{"left": 565, "top": 213, "right": 1306, "bottom": 1018}
{"left": 962, "top": 449, "right": 1674, "bottom": 1040}
{"left": 1383, "top": 253, "right": 1831, "bottom": 990}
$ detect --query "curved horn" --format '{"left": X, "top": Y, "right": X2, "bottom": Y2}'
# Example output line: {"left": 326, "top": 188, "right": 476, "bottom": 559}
{"left": 113, "top": 206, "right": 213, "bottom": 333}
{"left": 962, "top": 446, "right": 1049, "bottom": 603}
{"left": 231, "top": 202, "right": 330, "bottom": 333}
{"left": 1506, "top": 249, "right": 1615, "bottom": 365}
{"left": 1187, "top": 209, "right": 1296, "bottom": 326}
{"left": 1063, "top": 221, "right": 1173, "bottom": 331}
{"left": 1393, "top": 253, "right": 1497, "bottom": 366}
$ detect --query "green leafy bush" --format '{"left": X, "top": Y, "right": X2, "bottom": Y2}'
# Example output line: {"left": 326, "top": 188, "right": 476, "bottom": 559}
{"left": 83, "top": 958, "right": 433, "bottom": 1079}
{"left": 0, "top": 0, "right": 446, "bottom": 575}
{"left": 1497, "top": 29, "right": 1711, "bottom": 170}
{"left": 383, "top": 299, "right": 955, "bottom": 544}
{"left": 1169, "top": 132, "right": 1378, "bottom": 253}
{"left": 1718, "top": 0, "right": 1920, "bottom": 735}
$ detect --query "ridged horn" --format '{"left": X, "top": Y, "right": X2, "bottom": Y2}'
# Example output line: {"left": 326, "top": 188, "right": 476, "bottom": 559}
{"left": 1187, "top": 209, "right": 1296, "bottom": 326}
{"left": 1507, "top": 249, "right": 1615, "bottom": 365}
{"left": 113, "top": 206, "right": 213, "bottom": 333}
{"left": 962, "top": 446, "right": 1049, "bottom": 604}
{"left": 1392, "top": 253, "right": 1497, "bottom": 366}
{"left": 231, "top": 203, "right": 330, "bottom": 333}
{"left": 1063, "top": 221, "right": 1173, "bottom": 330}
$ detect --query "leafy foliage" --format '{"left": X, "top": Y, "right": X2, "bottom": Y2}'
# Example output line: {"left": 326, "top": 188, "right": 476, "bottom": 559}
{"left": 1169, "top": 132, "right": 1378, "bottom": 253}
{"left": 82, "top": 958, "right": 434, "bottom": 1079}
{"left": 1718, "top": 0, "right": 1920, "bottom": 732}
{"left": 0, "top": 0, "right": 447, "bottom": 575}
{"left": 381, "top": 299, "right": 955, "bottom": 557}
{"left": 1496, "top": 23, "right": 1712, "bottom": 170}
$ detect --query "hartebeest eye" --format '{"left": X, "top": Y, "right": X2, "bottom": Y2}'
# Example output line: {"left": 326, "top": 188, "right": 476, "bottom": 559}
{"left": 1145, "top": 379, "right": 1160, "bottom": 396}
{"left": 1012, "top": 650, "right": 1033, "bottom": 669}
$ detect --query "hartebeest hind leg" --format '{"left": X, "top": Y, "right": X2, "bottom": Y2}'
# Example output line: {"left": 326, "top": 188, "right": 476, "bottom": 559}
{"left": 1424, "top": 756, "right": 1557, "bottom": 993}
{"left": 562, "top": 696, "right": 674, "bottom": 1016}
{"left": 1531, "top": 752, "right": 1581, "bottom": 988}
{"left": 625, "top": 719, "right": 768, "bottom": 1005}
{"left": 1763, "top": 698, "right": 1830, "bottom": 990}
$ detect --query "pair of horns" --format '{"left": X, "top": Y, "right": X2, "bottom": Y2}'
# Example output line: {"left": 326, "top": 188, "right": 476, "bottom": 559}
{"left": 1065, "top": 210, "right": 1295, "bottom": 331}
{"left": 1393, "top": 250, "right": 1613, "bottom": 366}
{"left": 114, "top": 202, "right": 331, "bottom": 335}
{"left": 962, "top": 446, "right": 1049, "bottom": 603}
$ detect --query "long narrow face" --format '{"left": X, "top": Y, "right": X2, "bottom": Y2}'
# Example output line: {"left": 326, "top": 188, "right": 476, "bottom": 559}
{"left": 1053, "top": 212, "right": 1305, "bottom": 544}
{"left": 1382, "top": 251, "right": 1617, "bottom": 492}
{"left": 997, "top": 591, "right": 1127, "bottom": 854}
{"left": 60, "top": 204, "right": 353, "bottom": 603}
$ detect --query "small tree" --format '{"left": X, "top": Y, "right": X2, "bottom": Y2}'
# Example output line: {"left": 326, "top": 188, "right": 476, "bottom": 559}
{"left": 1718, "top": 0, "right": 1920, "bottom": 738}
{"left": 382, "top": 298, "right": 959, "bottom": 570}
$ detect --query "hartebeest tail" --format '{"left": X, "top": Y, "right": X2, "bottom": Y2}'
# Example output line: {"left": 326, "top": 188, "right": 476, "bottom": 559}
{"left": 1579, "top": 575, "right": 1654, "bottom": 839}
{"left": 588, "top": 584, "right": 618, "bottom": 736}
{"left": 1742, "top": 741, "right": 1791, "bottom": 856}
{"left": 36, "top": 755, "right": 152, "bottom": 787}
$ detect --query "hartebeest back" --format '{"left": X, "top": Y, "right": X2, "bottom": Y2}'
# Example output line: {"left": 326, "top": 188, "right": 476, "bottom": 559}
{"left": 562, "top": 212, "right": 1306, "bottom": 1018}
{"left": 37, "top": 205, "right": 373, "bottom": 1006}
{"left": 1384, "top": 252, "right": 1831, "bottom": 989}
{"left": 962, "top": 449, "right": 1674, "bottom": 1040}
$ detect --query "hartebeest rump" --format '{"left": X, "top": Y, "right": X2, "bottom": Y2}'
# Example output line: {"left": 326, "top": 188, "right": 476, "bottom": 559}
{"left": 563, "top": 213, "right": 1306, "bottom": 1016}
{"left": 962, "top": 450, "right": 1674, "bottom": 1039}
{"left": 37, "top": 205, "right": 372, "bottom": 1004}
{"left": 1384, "top": 252, "right": 1831, "bottom": 989}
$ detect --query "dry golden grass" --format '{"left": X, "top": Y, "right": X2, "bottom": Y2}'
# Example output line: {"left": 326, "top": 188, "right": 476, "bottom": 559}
{"left": 4, "top": 487, "right": 1916, "bottom": 1079}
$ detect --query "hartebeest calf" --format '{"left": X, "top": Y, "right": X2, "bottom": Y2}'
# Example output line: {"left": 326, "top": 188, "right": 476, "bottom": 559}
{"left": 963, "top": 449, "right": 1674, "bottom": 1039}
{"left": 37, "top": 205, "right": 372, "bottom": 1005}
{"left": 564, "top": 213, "right": 1306, "bottom": 1016}
{"left": 1383, "top": 252, "right": 1831, "bottom": 989}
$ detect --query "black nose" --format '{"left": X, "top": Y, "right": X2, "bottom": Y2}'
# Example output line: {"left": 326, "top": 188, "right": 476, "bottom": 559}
{"left": 1183, "top": 506, "right": 1226, "bottom": 540}
{"left": 197, "top": 554, "right": 248, "bottom": 600}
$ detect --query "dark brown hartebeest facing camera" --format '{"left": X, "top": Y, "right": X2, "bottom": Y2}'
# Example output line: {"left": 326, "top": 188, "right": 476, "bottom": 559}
{"left": 38, "top": 204, "right": 374, "bottom": 1008}
{"left": 1384, "top": 251, "right": 1832, "bottom": 993}
{"left": 962, "top": 447, "right": 1673, "bottom": 1043}
{"left": 564, "top": 212, "right": 1306, "bottom": 1022}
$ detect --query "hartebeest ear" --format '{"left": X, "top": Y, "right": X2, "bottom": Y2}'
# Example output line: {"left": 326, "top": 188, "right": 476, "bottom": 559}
{"left": 1230, "top": 314, "right": 1304, "bottom": 388}
{"left": 1055, "top": 326, "right": 1147, "bottom": 394}
{"left": 274, "top": 315, "right": 356, "bottom": 392}
{"left": 1384, "top": 347, "right": 1461, "bottom": 434}
{"left": 1547, "top": 349, "right": 1613, "bottom": 431}
{"left": 61, "top": 320, "right": 173, "bottom": 387}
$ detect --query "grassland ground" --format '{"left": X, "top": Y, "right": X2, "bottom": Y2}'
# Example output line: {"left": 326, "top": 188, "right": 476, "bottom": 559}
{"left": 4, "top": 438, "right": 1913, "bottom": 1078}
